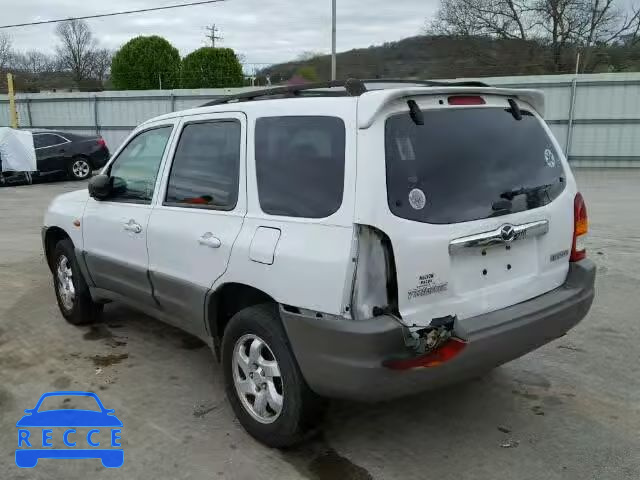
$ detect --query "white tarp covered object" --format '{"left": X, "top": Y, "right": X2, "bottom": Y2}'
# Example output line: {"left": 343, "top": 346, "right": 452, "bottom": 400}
{"left": 0, "top": 128, "right": 37, "bottom": 172}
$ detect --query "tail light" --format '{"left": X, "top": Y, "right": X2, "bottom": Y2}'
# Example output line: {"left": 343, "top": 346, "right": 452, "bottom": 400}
{"left": 448, "top": 95, "right": 486, "bottom": 106}
{"left": 350, "top": 225, "right": 398, "bottom": 320}
{"left": 97, "top": 137, "right": 107, "bottom": 148}
{"left": 570, "top": 192, "right": 588, "bottom": 262}
{"left": 383, "top": 338, "right": 467, "bottom": 370}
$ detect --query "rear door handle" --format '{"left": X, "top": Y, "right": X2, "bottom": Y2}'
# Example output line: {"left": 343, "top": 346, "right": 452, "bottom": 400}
{"left": 123, "top": 219, "right": 142, "bottom": 234}
{"left": 199, "top": 232, "right": 221, "bottom": 248}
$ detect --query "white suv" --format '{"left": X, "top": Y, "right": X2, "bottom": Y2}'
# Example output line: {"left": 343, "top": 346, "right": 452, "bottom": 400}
{"left": 43, "top": 80, "right": 595, "bottom": 447}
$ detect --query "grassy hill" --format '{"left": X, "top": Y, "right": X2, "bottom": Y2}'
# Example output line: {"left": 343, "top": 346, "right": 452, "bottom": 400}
{"left": 261, "top": 35, "right": 640, "bottom": 84}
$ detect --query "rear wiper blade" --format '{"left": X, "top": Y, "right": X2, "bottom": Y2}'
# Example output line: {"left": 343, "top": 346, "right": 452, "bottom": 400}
{"left": 500, "top": 182, "right": 555, "bottom": 201}
{"left": 489, "top": 198, "right": 513, "bottom": 217}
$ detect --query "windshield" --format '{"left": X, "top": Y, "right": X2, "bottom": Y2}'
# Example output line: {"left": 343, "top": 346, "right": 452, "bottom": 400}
{"left": 385, "top": 107, "right": 566, "bottom": 224}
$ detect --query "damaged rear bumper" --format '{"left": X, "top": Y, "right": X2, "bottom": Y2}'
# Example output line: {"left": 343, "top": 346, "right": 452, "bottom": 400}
{"left": 281, "top": 259, "right": 595, "bottom": 402}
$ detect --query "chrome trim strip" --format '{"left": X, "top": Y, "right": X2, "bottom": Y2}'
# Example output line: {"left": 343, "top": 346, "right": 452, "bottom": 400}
{"left": 449, "top": 220, "right": 549, "bottom": 254}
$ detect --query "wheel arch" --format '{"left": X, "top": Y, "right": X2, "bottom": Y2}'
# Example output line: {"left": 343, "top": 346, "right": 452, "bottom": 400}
{"left": 206, "top": 282, "right": 277, "bottom": 360}
{"left": 44, "top": 226, "right": 72, "bottom": 272}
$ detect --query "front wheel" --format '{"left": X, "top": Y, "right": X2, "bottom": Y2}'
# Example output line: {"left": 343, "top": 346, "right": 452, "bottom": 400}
{"left": 52, "top": 239, "right": 102, "bottom": 325}
{"left": 222, "top": 304, "right": 326, "bottom": 447}
{"left": 67, "top": 157, "right": 92, "bottom": 180}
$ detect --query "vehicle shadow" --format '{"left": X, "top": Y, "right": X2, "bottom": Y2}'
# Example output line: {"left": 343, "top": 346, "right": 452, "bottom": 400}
{"left": 91, "top": 303, "right": 558, "bottom": 479}
{"left": 98, "top": 302, "right": 209, "bottom": 352}
{"left": 278, "top": 369, "right": 539, "bottom": 479}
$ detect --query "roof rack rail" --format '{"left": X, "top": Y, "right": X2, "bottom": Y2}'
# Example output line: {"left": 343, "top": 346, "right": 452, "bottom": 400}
{"left": 201, "top": 78, "right": 367, "bottom": 107}
{"left": 200, "top": 78, "right": 491, "bottom": 107}
{"left": 362, "top": 79, "right": 490, "bottom": 88}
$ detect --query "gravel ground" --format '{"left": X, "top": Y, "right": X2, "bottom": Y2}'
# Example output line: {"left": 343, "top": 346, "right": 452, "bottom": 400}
{"left": 1, "top": 169, "right": 639, "bottom": 480}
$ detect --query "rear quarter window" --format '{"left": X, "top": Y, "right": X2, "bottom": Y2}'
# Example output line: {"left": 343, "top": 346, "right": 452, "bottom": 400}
{"left": 385, "top": 107, "right": 566, "bottom": 224}
{"left": 255, "top": 116, "right": 345, "bottom": 218}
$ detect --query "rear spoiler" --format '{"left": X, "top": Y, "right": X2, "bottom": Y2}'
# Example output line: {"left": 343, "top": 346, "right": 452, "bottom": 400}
{"left": 357, "top": 87, "right": 545, "bottom": 129}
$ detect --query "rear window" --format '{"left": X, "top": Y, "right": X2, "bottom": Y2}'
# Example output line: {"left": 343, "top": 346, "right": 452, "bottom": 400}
{"left": 385, "top": 107, "right": 565, "bottom": 224}
{"left": 255, "top": 116, "right": 345, "bottom": 218}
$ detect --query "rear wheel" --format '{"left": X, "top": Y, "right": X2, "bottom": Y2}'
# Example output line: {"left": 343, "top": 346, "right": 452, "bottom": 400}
{"left": 67, "top": 157, "right": 92, "bottom": 180}
{"left": 222, "top": 304, "right": 326, "bottom": 447}
{"left": 52, "top": 239, "right": 102, "bottom": 325}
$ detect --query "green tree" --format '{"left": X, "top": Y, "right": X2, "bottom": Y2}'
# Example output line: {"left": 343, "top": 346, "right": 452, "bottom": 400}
{"left": 181, "top": 47, "right": 244, "bottom": 88}
{"left": 111, "top": 36, "right": 180, "bottom": 90}
{"left": 296, "top": 66, "right": 318, "bottom": 82}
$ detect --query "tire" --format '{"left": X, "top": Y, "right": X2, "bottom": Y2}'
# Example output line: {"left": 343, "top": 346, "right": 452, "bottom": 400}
{"left": 67, "top": 157, "right": 92, "bottom": 181}
{"left": 222, "top": 304, "right": 326, "bottom": 447}
{"left": 52, "top": 238, "right": 102, "bottom": 325}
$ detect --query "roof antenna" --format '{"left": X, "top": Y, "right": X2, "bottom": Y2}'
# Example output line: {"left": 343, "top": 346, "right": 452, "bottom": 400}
{"left": 407, "top": 100, "right": 424, "bottom": 125}
{"left": 508, "top": 98, "right": 522, "bottom": 120}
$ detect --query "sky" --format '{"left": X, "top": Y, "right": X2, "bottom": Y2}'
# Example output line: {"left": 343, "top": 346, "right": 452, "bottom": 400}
{"left": 3, "top": 0, "right": 439, "bottom": 68}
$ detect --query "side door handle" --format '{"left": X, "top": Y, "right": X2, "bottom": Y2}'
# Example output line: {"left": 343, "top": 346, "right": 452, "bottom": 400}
{"left": 123, "top": 219, "right": 142, "bottom": 234}
{"left": 198, "top": 232, "right": 221, "bottom": 248}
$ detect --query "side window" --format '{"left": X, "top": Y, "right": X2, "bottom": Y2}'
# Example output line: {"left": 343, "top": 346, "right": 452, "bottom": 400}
{"left": 33, "top": 135, "right": 46, "bottom": 149}
{"left": 33, "top": 134, "right": 62, "bottom": 149}
{"left": 255, "top": 116, "right": 345, "bottom": 218}
{"left": 165, "top": 120, "right": 240, "bottom": 210}
{"left": 108, "top": 126, "right": 173, "bottom": 204}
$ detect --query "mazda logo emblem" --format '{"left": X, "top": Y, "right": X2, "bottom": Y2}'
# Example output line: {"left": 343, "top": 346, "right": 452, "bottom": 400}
{"left": 500, "top": 225, "right": 516, "bottom": 242}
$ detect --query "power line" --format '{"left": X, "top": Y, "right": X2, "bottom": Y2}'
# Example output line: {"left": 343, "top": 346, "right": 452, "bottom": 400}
{"left": 0, "top": 0, "right": 227, "bottom": 29}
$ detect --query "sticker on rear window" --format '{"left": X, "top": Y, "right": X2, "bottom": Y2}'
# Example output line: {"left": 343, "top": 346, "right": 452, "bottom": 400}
{"left": 544, "top": 148, "right": 556, "bottom": 167}
{"left": 408, "top": 188, "right": 426, "bottom": 210}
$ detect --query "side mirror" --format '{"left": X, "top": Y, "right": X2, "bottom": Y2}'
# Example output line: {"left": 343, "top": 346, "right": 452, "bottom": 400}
{"left": 88, "top": 174, "right": 113, "bottom": 201}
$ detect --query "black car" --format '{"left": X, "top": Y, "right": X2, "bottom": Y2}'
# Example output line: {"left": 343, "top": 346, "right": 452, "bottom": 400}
{"left": 33, "top": 130, "right": 110, "bottom": 181}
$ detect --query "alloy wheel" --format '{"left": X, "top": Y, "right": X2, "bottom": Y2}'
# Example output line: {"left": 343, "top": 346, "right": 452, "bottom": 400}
{"left": 72, "top": 159, "right": 90, "bottom": 179}
{"left": 232, "top": 334, "right": 284, "bottom": 424}
{"left": 56, "top": 255, "right": 75, "bottom": 311}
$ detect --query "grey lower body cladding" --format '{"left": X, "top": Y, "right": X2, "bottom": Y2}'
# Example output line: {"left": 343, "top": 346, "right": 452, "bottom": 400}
{"left": 281, "top": 260, "right": 595, "bottom": 402}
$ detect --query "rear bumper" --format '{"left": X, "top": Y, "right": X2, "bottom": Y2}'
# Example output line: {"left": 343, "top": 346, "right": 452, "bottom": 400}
{"left": 281, "top": 259, "right": 595, "bottom": 402}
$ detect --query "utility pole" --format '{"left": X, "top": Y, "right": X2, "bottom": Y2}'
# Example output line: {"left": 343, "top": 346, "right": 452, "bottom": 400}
{"left": 331, "top": 0, "right": 337, "bottom": 80}
{"left": 205, "top": 23, "right": 223, "bottom": 47}
{"left": 7, "top": 73, "right": 18, "bottom": 128}
{"left": 565, "top": 51, "right": 581, "bottom": 156}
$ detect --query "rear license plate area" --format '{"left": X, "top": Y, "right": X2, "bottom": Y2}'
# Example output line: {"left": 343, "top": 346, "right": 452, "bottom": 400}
{"left": 450, "top": 238, "right": 538, "bottom": 294}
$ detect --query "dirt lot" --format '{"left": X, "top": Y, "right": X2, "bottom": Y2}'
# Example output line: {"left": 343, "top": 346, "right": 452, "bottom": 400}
{"left": 1, "top": 169, "right": 639, "bottom": 480}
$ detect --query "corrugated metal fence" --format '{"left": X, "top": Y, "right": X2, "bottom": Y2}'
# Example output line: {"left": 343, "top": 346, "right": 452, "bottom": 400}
{"left": 1, "top": 72, "right": 639, "bottom": 167}
{"left": 0, "top": 87, "right": 257, "bottom": 152}
{"left": 483, "top": 72, "right": 640, "bottom": 167}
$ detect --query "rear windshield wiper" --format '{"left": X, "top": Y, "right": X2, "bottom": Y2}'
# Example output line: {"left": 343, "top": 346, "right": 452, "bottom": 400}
{"left": 499, "top": 181, "right": 559, "bottom": 201}
{"left": 490, "top": 198, "right": 513, "bottom": 217}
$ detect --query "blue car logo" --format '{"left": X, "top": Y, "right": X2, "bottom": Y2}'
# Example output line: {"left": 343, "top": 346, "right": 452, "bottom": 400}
{"left": 16, "top": 391, "right": 123, "bottom": 468}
